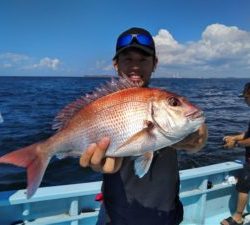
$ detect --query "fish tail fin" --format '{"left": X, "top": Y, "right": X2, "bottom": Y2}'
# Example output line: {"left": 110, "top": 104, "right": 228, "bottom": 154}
{"left": 0, "top": 143, "right": 50, "bottom": 198}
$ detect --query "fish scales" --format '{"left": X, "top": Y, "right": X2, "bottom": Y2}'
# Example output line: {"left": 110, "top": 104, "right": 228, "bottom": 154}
{"left": 56, "top": 88, "right": 154, "bottom": 156}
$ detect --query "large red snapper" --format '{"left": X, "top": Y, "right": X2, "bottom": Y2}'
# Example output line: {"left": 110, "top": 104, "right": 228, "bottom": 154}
{"left": 0, "top": 78, "right": 205, "bottom": 198}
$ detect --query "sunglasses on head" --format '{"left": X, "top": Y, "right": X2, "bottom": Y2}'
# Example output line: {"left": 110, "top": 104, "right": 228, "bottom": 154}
{"left": 117, "top": 34, "right": 154, "bottom": 49}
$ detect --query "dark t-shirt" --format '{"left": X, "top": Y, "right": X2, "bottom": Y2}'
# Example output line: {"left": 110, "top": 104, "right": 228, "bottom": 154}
{"left": 235, "top": 122, "right": 250, "bottom": 193}
{"left": 245, "top": 122, "right": 250, "bottom": 163}
{"left": 102, "top": 147, "right": 183, "bottom": 225}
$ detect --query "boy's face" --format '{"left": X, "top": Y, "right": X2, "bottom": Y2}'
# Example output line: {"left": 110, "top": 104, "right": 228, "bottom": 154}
{"left": 113, "top": 49, "right": 157, "bottom": 87}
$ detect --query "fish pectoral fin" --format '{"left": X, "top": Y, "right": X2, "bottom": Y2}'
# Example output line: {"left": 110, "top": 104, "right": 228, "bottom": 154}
{"left": 134, "top": 152, "right": 154, "bottom": 178}
{"left": 116, "top": 127, "right": 156, "bottom": 155}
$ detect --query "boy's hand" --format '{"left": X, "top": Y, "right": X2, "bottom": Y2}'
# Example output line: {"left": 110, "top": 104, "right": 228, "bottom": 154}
{"left": 80, "top": 137, "right": 123, "bottom": 173}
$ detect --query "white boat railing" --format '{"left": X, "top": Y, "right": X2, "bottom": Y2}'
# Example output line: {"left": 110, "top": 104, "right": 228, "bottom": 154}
{"left": 180, "top": 161, "right": 243, "bottom": 225}
{"left": 0, "top": 161, "right": 245, "bottom": 225}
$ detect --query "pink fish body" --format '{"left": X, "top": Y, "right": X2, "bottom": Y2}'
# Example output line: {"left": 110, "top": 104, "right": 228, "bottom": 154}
{"left": 0, "top": 78, "right": 205, "bottom": 198}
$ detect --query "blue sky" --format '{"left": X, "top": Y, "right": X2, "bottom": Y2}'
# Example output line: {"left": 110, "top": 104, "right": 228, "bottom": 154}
{"left": 0, "top": 0, "right": 250, "bottom": 78}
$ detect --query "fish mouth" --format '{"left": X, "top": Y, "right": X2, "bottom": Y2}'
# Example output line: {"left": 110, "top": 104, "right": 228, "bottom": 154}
{"left": 186, "top": 110, "right": 204, "bottom": 120}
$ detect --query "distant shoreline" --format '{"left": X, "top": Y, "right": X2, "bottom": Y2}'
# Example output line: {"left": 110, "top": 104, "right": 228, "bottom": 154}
{"left": 0, "top": 75, "right": 249, "bottom": 79}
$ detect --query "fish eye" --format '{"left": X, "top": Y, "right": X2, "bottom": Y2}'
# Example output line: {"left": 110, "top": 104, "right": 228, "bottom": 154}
{"left": 168, "top": 97, "right": 180, "bottom": 107}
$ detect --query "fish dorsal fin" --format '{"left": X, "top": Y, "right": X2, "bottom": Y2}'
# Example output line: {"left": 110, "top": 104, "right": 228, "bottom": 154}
{"left": 52, "top": 77, "right": 142, "bottom": 131}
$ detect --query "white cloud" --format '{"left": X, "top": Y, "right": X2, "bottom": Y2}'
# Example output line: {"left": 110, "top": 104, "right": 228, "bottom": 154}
{"left": 97, "top": 23, "right": 250, "bottom": 77}
{"left": 0, "top": 53, "right": 30, "bottom": 69}
{"left": 0, "top": 53, "right": 61, "bottom": 72}
{"left": 0, "top": 53, "right": 30, "bottom": 62}
{"left": 154, "top": 23, "right": 250, "bottom": 77}
{"left": 94, "top": 59, "right": 114, "bottom": 73}
{"left": 29, "top": 57, "right": 60, "bottom": 70}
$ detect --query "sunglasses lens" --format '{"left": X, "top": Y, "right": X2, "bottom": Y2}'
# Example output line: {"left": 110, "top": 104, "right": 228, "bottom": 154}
{"left": 117, "top": 34, "right": 133, "bottom": 48}
{"left": 137, "top": 34, "right": 153, "bottom": 46}
{"left": 117, "top": 34, "right": 153, "bottom": 49}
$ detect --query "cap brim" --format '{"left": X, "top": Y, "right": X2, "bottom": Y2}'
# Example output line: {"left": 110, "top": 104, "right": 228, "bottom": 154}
{"left": 113, "top": 43, "right": 155, "bottom": 60}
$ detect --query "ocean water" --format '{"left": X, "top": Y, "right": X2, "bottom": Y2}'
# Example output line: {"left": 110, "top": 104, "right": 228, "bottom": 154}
{"left": 0, "top": 76, "right": 249, "bottom": 191}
